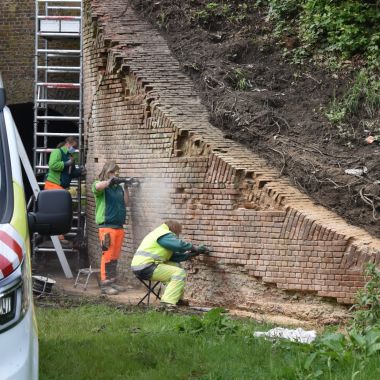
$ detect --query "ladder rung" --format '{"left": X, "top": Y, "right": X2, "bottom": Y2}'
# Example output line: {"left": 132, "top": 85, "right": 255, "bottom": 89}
{"left": 35, "top": 165, "right": 80, "bottom": 170}
{"left": 35, "top": 165, "right": 81, "bottom": 170}
{"left": 70, "top": 184, "right": 86, "bottom": 189}
{"left": 36, "top": 184, "right": 86, "bottom": 193}
{"left": 64, "top": 232, "right": 78, "bottom": 237}
{"left": 38, "top": 16, "right": 81, "bottom": 20}
{"left": 36, "top": 116, "right": 80, "bottom": 121}
{"left": 37, "top": 82, "right": 80, "bottom": 89}
{"left": 35, "top": 148, "right": 79, "bottom": 153}
{"left": 47, "top": 6, "right": 81, "bottom": 10}
{"left": 45, "top": 54, "right": 80, "bottom": 58}
{"left": 36, "top": 132, "right": 80, "bottom": 137}
{"left": 37, "top": 66, "right": 81, "bottom": 72}
{"left": 37, "top": 0, "right": 82, "bottom": 3}
{"left": 38, "top": 32, "right": 80, "bottom": 38}
{"left": 72, "top": 214, "right": 87, "bottom": 220}
{"left": 35, "top": 165, "right": 80, "bottom": 169}
{"left": 40, "top": 69, "right": 79, "bottom": 74}
{"left": 37, "top": 99, "right": 80, "bottom": 104}
{"left": 37, "top": 49, "right": 80, "bottom": 54}
{"left": 34, "top": 247, "right": 77, "bottom": 253}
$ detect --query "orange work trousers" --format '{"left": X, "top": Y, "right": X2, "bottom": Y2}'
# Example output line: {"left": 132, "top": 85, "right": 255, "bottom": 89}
{"left": 99, "top": 227, "right": 125, "bottom": 281}
{"left": 44, "top": 180, "right": 64, "bottom": 190}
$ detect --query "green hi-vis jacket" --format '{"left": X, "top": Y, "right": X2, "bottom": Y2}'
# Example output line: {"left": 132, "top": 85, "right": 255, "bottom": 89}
{"left": 46, "top": 146, "right": 81, "bottom": 188}
{"left": 131, "top": 224, "right": 174, "bottom": 270}
{"left": 92, "top": 180, "right": 126, "bottom": 228}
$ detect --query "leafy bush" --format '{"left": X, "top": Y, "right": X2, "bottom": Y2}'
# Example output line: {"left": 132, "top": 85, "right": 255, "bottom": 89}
{"left": 299, "top": 263, "right": 380, "bottom": 378}
{"left": 350, "top": 263, "right": 380, "bottom": 333}
{"left": 299, "top": 1, "right": 380, "bottom": 62}
{"left": 267, "top": 0, "right": 304, "bottom": 23}
{"left": 264, "top": 0, "right": 380, "bottom": 66}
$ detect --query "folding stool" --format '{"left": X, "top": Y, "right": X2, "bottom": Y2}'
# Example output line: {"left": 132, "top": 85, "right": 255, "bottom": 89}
{"left": 136, "top": 278, "right": 162, "bottom": 306}
{"left": 74, "top": 266, "right": 100, "bottom": 290}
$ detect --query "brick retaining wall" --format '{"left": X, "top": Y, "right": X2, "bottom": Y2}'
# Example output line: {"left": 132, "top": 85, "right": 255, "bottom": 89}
{"left": 83, "top": 0, "right": 380, "bottom": 306}
{"left": 0, "top": 1, "right": 34, "bottom": 104}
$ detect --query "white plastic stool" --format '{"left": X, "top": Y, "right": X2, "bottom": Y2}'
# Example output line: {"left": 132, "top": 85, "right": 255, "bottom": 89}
{"left": 74, "top": 266, "right": 100, "bottom": 290}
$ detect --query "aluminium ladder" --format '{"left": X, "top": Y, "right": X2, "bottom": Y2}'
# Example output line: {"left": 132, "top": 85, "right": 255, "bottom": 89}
{"left": 33, "top": 0, "right": 85, "bottom": 278}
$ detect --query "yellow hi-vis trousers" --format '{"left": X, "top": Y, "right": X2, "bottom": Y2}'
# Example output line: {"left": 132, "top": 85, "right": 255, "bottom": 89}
{"left": 151, "top": 262, "right": 186, "bottom": 305}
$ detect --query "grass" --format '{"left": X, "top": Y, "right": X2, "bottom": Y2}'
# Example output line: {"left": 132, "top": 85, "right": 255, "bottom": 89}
{"left": 36, "top": 303, "right": 380, "bottom": 380}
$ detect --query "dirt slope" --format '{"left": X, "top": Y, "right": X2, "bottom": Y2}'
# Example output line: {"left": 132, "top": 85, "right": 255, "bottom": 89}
{"left": 130, "top": 0, "right": 380, "bottom": 238}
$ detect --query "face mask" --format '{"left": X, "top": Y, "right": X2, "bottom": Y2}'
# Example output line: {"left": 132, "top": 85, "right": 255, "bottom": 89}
{"left": 68, "top": 146, "right": 76, "bottom": 154}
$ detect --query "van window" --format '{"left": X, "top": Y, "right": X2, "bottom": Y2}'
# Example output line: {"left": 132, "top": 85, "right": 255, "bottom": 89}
{"left": 0, "top": 109, "right": 13, "bottom": 223}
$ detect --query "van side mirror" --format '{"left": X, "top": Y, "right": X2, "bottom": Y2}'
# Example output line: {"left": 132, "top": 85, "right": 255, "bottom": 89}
{"left": 28, "top": 190, "right": 72, "bottom": 235}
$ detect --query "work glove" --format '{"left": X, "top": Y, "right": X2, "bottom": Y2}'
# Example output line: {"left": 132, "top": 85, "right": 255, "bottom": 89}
{"left": 108, "top": 177, "right": 118, "bottom": 187}
{"left": 122, "top": 177, "right": 140, "bottom": 187}
{"left": 197, "top": 244, "right": 210, "bottom": 254}
{"left": 191, "top": 244, "right": 210, "bottom": 255}
{"left": 186, "top": 250, "right": 199, "bottom": 258}
{"left": 64, "top": 158, "right": 74, "bottom": 167}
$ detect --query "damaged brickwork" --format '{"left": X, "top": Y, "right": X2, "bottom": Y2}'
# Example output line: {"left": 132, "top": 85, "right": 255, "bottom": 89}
{"left": 83, "top": 0, "right": 380, "bottom": 307}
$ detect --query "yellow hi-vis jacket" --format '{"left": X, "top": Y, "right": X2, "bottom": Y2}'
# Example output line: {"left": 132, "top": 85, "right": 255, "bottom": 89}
{"left": 131, "top": 224, "right": 172, "bottom": 271}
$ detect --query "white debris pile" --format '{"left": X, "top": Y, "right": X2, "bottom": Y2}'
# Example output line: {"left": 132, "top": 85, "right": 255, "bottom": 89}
{"left": 253, "top": 327, "right": 317, "bottom": 344}
{"left": 344, "top": 167, "right": 368, "bottom": 176}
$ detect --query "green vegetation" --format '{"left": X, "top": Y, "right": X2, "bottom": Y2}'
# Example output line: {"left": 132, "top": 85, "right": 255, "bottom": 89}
{"left": 264, "top": 0, "right": 380, "bottom": 66}
{"left": 326, "top": 69, "right": 380, "bottom": 122}
{"left": 228, "top": 68, "right": 252, "bottom": 91}
{"left": 193, "top": 1, "right": 252, "bottom": 26}
{"left": 37, "top": 294, "right": 380, "bottom": 380}
{"left": 351, "top": 263, "right": 380, "bottom": 333}
{"left": 261, "top": 0, "right": 380, "bottom": 130}
{"left": 188, "top": 0, "right": 380, "bottom": 132}
{"left": 300, "top": 263, "right": 380, "bottom": 379}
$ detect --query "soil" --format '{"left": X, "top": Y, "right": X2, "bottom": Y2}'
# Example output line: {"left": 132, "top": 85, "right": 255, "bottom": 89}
{"left": 44, "top": 272, "right": 351, "bottom": 330}
{"left": 130, "top": 0, "right": 380, "bottom": 238}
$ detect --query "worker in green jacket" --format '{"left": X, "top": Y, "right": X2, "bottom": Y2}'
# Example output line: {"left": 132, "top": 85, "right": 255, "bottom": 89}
{"left": 44, "top": 136, "right": 84, "bottom": 243}
{"left": 45, "top": 136, "right": 83, "bottom": 190}
{"left": 131, "top": 220, "right": 209, "bottom": 309}
{"left": 92, "top": 160, "right": 129, "bottom": 295}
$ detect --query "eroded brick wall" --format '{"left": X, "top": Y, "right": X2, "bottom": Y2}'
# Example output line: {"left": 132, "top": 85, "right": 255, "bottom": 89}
{"left": 0, "top": 1, "right": 34, "bottom": 104}
{"left": 84, "top": 0, "right": 380, "bottom": 306}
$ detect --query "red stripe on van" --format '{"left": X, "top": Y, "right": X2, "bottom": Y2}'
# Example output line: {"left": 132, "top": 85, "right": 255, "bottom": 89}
{"left": 0, "top": 230, "right": 23, "bottom": 262}
{"left": 0, "top": 254, "right": 13, "bottom": 278}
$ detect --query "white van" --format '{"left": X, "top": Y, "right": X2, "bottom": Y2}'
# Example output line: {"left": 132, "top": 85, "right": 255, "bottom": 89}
{"left": 0, "top": 74, "right": 72, "bottom": 379}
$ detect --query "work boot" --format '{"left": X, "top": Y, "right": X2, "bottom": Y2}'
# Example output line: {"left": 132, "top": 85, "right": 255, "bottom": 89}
{"left": 158, "top": 302, "right": 178, "bottom": 312}
{"left": 101, "top": 286, "right": 119, "bottom": 295}
{"left": 111, "top": 283, "right": 126, "bottom": 292}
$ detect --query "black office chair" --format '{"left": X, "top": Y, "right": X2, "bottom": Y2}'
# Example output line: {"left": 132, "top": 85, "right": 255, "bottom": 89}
{"left": 136, "top": 278, "right": 162, "bottom": 306}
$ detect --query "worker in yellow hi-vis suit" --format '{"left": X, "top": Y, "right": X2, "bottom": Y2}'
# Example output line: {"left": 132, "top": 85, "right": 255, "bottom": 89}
{"left": 131, "top": 220, "right": 209, "bottom": 310}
